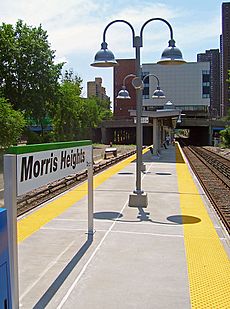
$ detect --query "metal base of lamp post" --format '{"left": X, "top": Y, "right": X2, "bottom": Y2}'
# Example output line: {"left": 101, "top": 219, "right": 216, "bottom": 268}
{"left": 128, "top": 192, "right": 148, "bottom": 208}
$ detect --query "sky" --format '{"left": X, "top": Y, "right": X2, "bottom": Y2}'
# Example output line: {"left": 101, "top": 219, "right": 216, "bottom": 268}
{"left": 0, "top": 0, "right": 225, "bottom": 101}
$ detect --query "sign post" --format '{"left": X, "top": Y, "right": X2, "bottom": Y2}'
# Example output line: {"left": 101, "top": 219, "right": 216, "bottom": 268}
{"left": 4, "top": 140, "right": 93, "bottom": 309}
{"left": 4, "top": 154, "right": 18, "bottom": 309}
{"left": 87, "top": 148, "right": 94, "bottom": 235}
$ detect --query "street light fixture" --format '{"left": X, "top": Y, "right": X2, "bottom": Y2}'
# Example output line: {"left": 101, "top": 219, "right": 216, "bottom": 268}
{"left": 116, "top": 86, "right": 131, "bottom": 99}
{"left": 177, "top": 111, "right": 186, "bottom": 124}
{"left": 177, "top": 112, "right": 182, "bottom": 124}
{"left": 91, "top": 18, "right": 185, "bottom": 207}
{"left": 116, "top": 74, "right": 136, "bottom": 99}
{"left": 116, "top": 73, "right": 165, "bottom": 100}
{"left": 164, "top": 100, "right": 175, "bottom": 110}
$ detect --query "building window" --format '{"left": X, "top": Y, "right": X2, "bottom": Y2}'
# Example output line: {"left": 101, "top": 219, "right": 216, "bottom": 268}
{"left": 202, "top": 94, "right": 210, "bottom": 98}
{"left": 178, "top": 105, "right": 208, "bottom": 111}
{"left": 142, "top": 72, "right": 149, "bottom": 80}
{"left": 142, "top": 71, "right": 149, "bottom": 99}
{"left": 202, "top": 70, "right": 210, "bottom": 75}
{"left": 202, "top": 70, "right": 210, "bottom": 99}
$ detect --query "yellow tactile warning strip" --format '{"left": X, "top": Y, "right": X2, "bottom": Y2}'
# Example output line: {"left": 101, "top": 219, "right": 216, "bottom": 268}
{"left": 17, "top": 147, "right": 149, "bottom": 243}
{"left": 175, "top": 142, "right": 230, "bottom": 308}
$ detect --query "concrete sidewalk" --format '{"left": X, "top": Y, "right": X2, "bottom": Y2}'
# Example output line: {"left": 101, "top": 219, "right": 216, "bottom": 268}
{"left": 18, "top": 145, "right": 229, "bottom": 309}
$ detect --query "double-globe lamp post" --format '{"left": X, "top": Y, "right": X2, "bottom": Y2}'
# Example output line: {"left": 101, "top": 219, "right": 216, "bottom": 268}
{"left": 91, "top": 18, "right": 185, "bottom": 208}
{"left": 117, "top": 73, "right": 166, "bottom": 173}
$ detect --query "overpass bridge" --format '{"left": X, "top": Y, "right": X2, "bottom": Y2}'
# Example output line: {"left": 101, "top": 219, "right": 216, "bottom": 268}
{"left": 97, "top": 116, "right": 228, "bottom": 147}
{"left": 177, "top": 118, "right": 227, "bottom": 145}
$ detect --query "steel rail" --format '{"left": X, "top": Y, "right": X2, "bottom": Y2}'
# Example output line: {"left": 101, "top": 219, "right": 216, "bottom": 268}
{"left": 182, "top": 145, "right": 230, "bottom": 234}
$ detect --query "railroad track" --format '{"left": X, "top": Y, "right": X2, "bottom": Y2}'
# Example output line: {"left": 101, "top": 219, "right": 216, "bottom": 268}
{"left": 182, "top": 145, "right": 230, "bottom": 234}
{"left": 16, "top": 149, "right": 136, "bottom": 217}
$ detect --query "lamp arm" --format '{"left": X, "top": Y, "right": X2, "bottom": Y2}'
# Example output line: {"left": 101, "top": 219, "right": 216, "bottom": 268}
{"left": 143, "top": 74, "right": 160, "bottom": 87}
{"left": 103, "top": 20, "right": 135, "bottom": 44}
{"left": 123, "top": 74, "right": 136, "bottom": 86}
{"left": 140, "top": 18, "right": 174, "bottom": 44}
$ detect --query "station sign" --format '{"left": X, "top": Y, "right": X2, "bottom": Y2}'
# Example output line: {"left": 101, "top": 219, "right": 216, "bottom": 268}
{"left": 7, "top": 141, "right": 92, "bottom": 196}
{"left": 4, "top": 140, "right": 94, "bottom": 308}
{"left": 134, "top": 117, "right": 149, "bottom": 124}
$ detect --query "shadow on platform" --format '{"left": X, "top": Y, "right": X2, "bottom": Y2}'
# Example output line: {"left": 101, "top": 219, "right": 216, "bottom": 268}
{"left": 167, "top": 215, "right": 201, "bottom": 224}
{"left": 131, "top": 148, "right": 179, "bottom": 164}
{"left": 94, "top": 211, "right": 123, "bottom": 220}
{"left": 94, "top": 209, "right": 201, "bottom": 226}
{"left": 33, "top": 234, "right": 94, "bottom": 309}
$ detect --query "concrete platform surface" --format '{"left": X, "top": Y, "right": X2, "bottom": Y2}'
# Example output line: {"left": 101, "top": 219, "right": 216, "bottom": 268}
{"left": 17, "top": 145, "right": 230, "bottom": 309}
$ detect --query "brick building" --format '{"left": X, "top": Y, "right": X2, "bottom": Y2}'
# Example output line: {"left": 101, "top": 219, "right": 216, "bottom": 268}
{"left": 113, "top": 59, "right": 137, "bottom": 119}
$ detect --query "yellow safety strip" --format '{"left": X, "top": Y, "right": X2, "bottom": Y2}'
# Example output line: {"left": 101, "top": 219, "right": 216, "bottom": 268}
{"left": 17, "top": 147, "right": 149, "bottom": 243}
{"left": 175, "top": 143, "right": 230, "bottom": 308}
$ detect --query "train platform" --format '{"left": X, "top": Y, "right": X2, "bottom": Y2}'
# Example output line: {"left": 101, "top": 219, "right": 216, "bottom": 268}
{"left": 17, "top": 143, "right": 230, "bottom": 309}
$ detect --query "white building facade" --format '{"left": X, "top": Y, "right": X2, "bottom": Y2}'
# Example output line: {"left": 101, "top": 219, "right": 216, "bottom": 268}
{"left": 142, "top": 62, "right": 210, "bottom": 115}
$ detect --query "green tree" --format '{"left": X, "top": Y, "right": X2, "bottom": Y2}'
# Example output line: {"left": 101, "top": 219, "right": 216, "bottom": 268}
{"left": 0, "top": 20, "right": 63, "bottom": 126}
{"left": 52, "top": 70, "right": 112, "bottom": 141}
{"left": 93, "top": 96, "right": 113, "bottom": 121}
{"left": 79, "top": 98, "right": 101, "bottom": 128}
{"left": 52, "top": 71, "right": 83, "bottom": 141}
{"left": 220, "top": 126, "right": 230, "bottom": 147}
{"left": 0, "top": 97, "right": 26, "bottom": 148}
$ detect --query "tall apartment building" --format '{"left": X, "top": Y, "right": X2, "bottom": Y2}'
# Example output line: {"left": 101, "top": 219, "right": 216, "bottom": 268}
{"left": 87, "top": 77, "right": 109, "bottom": 101}
{"left": 221, "top": 2, "right": 230, "bottom": 116}
{"left": 197, "top": 49, "right": 220, "bottom": 117}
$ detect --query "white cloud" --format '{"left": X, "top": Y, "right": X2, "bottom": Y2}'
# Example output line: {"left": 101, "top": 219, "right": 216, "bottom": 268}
{"left": 1, "top": 0, "right": 222, "bottom": 98}
{"left": 46, "top": 2, "right": 186, "bottom": 59}
{"left": 54, "top": 56, "right": 68, "bottom": 65}
{"left": 1, "top": 0, "right": 100, "bottom": 26}
{"left": 1, "top": 1, "right": 220, "bottom": 58}
{"left": 176, "top": 16, "right": 220, "bottom": 45}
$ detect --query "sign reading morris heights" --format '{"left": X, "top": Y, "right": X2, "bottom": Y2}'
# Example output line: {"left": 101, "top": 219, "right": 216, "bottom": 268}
{"left": 5, "top": 140, "right": 93, "bottom": 308}
{"left": 7, "top": 140, "right": 92, "bottom": 196}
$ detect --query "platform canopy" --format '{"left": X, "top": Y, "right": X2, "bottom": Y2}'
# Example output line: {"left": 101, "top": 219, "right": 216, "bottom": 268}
{"left": 129, "top": 109, "right": 180, "bottom": 119}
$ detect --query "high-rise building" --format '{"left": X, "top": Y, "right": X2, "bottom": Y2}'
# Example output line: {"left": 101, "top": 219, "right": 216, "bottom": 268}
{"left": 197, "top": 49, "right": 220, "bottom": 117}
{"left": 221, "top": 2, "right": 230, "bottom": 116}
{"left": 87, "top": 77, "right": 110, "bottom": 101}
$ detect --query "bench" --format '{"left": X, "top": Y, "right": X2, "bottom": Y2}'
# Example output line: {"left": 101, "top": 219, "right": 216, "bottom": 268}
{"left": 104, "top": 147, "right": 117, "bottom": 159}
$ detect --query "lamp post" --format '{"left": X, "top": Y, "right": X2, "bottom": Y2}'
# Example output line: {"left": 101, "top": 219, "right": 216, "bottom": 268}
{"left": 91, "top": 18, "right": 185, "bottom": 207}
{"left": 117, "top": 73, "right": 166, "bottom": 172}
